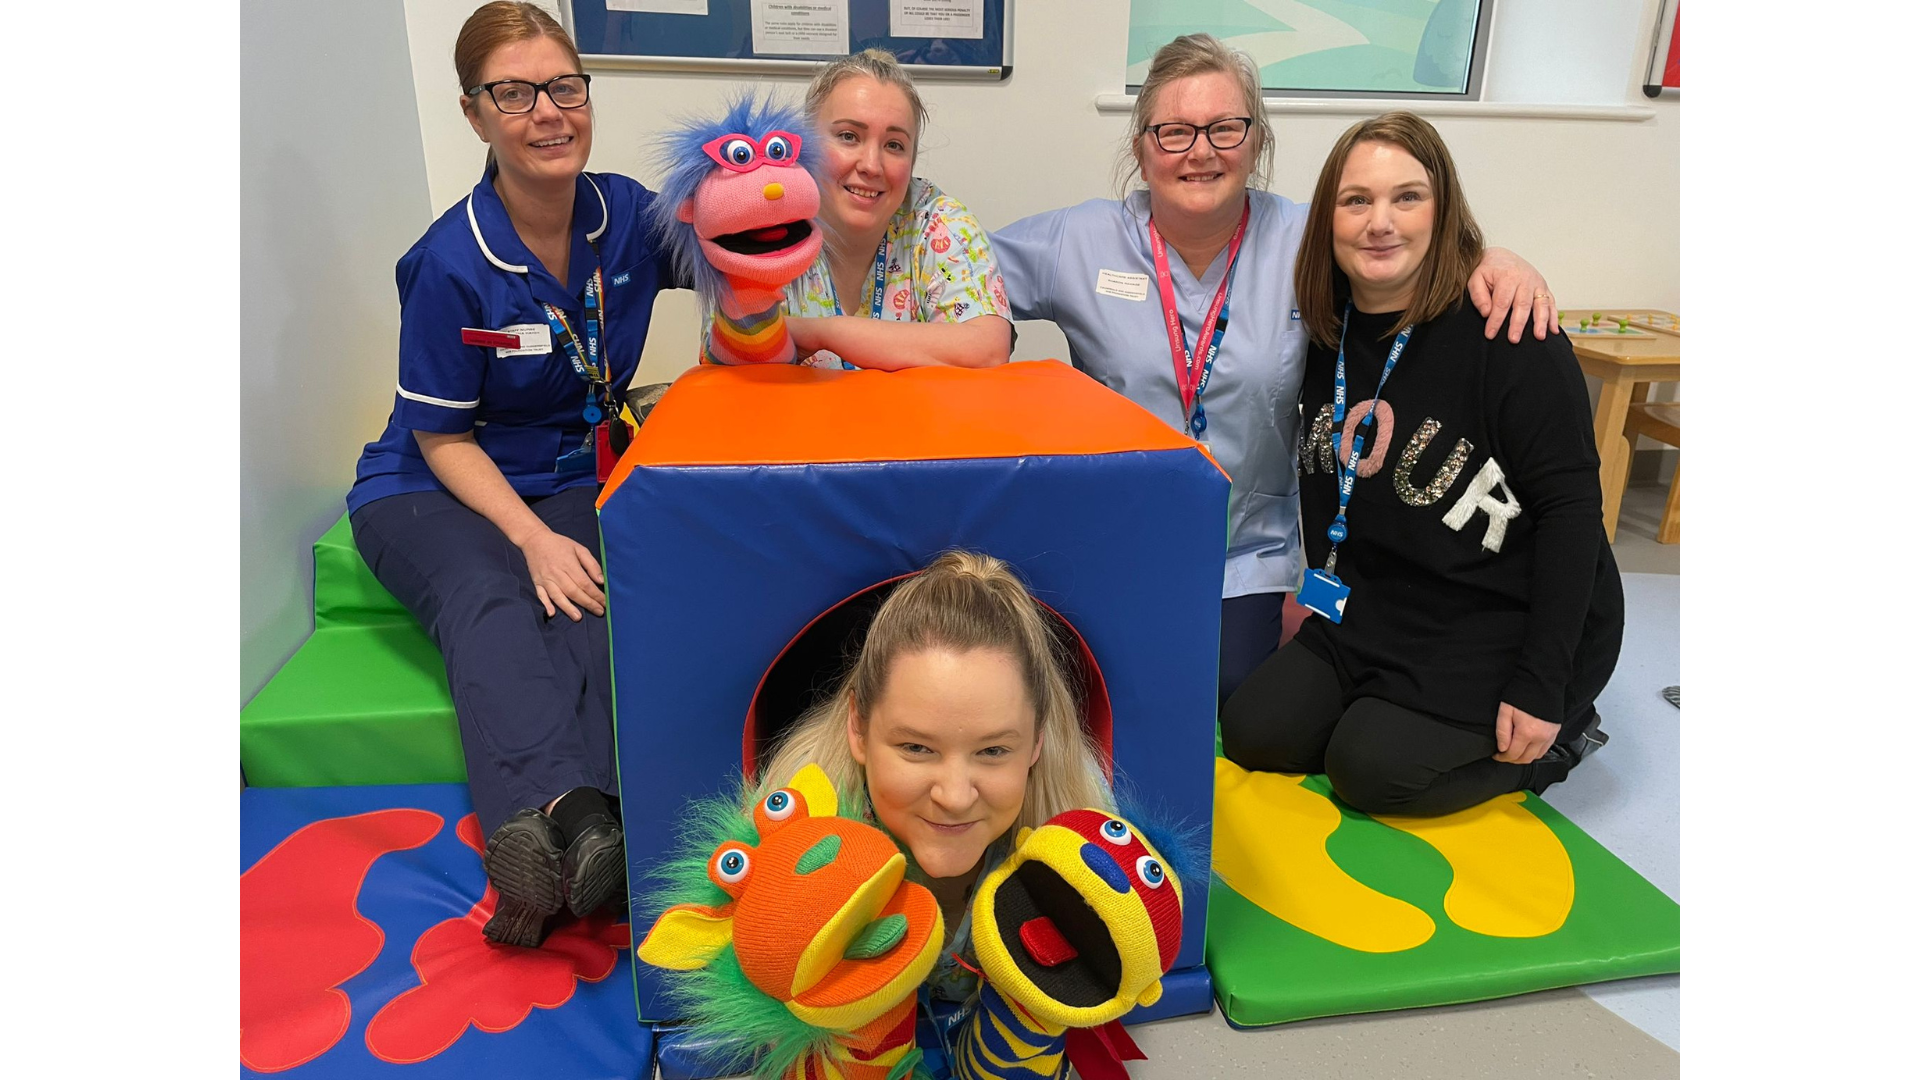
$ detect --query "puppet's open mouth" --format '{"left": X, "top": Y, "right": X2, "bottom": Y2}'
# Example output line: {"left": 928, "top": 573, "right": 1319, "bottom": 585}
{"left": 991, "top": 860, "right": 1123, "bottom": 1008}
{"left": 710, "top": 219, "right": 814, "bottom": 256}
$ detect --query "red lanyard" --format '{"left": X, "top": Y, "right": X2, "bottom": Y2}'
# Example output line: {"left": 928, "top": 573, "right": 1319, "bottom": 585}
{"left": 1148, "top": 199, "right": 1250, "bottom": 420}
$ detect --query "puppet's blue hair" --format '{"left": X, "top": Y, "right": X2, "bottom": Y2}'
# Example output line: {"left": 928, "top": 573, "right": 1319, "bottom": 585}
{"left": 647, "top": 89, "right": 823, "bottom": 307}
{"left": 1111, "top": 773, "right": 1209, "bottom": 896}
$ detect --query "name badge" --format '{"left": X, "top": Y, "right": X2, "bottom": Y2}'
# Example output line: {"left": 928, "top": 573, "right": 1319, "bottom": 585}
{"left": 494, "top": 322, "right": 553, "bottom": 358}
{"left": 1095, "top": 269, "right": 1150, "bottom": 302}
{"left": 1299, "top": 569, "right": 1351, "bottom": 624}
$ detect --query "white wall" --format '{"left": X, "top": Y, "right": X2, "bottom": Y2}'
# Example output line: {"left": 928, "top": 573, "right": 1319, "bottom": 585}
{"left": 239, "top": 0, "right": 1676, "bottom": 699}
{"left": 402, "top": 0, "right": 1676, "bottom": 378}
{"left": 241, "top": 0, "right": 435, "bottom": 702}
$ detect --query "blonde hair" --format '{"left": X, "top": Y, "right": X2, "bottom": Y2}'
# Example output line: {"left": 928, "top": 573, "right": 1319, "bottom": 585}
{"left": 755, "top": 551, "right": 1112, "bottom": 838}
{"left": 803, "top": 48, "right": 930, "bottom": 167}
{"left": 1116, "top": 33, "right": 1274, "bottom": 197}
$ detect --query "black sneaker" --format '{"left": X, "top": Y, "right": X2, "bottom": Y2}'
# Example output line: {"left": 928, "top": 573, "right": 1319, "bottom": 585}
{"left": 482, "top": 808, "right": 566, "bottom": 947}
{"left": 1572, "top": 719, "right": 1610, "bottom": 764}
{"left": 562, "top": 813, "right": 627, "bottom": 918}
{"left": 1528, "top": 717, "right": 1609, "bottom": 795}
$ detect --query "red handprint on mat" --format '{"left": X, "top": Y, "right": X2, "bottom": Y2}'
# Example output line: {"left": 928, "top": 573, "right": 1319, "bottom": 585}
{"left": 240, "top": 809, "right": 442, "bottom": 1073}
{"left": 363, "top": 814, "right": 630, "bottom": 1064}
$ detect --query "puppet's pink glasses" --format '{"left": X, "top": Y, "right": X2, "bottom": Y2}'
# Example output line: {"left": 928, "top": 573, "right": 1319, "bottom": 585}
{"left": 701, "top": 131, "right": 805, "bottom": 173}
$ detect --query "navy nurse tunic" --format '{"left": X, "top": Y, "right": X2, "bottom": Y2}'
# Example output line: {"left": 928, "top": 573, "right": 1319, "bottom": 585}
{"left": 346, "top": 167, "right": 679, "bottom": 837}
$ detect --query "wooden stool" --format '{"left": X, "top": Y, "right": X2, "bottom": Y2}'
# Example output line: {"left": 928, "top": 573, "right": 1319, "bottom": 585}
{"left": 1622, "top": 402, "right": 1679, "bottom": 543}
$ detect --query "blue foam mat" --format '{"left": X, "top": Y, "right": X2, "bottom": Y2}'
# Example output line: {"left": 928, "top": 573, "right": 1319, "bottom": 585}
{"left": 241, "top": 784, "right": 653, "bottom": 1080}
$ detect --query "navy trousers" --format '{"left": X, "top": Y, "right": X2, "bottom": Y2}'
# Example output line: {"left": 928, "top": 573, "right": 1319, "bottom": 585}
{"left": 1218, "top": 591, "right": 1288, "bottom": 705}
{"left": 350, "top": 485, "right": 616, "bottom": 838}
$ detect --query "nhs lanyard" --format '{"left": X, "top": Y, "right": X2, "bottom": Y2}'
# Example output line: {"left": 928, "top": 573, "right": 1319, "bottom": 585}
{"left": 827, "top": 237, "right": 891, "bottom": 370}
{"left": 540, "top": 264, "right": 611, "bottom": 424}
{"left": 1149, "top": 200, "right": 1249, "bottom": 441}
{"left": 1324, "top": 304, "right": 1414, "bottom": 570}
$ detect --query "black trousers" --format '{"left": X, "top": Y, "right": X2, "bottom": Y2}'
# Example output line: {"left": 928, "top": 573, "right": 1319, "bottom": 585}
{"left": 350, "top": 485, "right": 616, "bottom": 838}
{"left": 1220, "top": 640, "right": 1573, "bottom": 817}
{"left": 1218, "top": 591, "right": 1288, "bottom": 705}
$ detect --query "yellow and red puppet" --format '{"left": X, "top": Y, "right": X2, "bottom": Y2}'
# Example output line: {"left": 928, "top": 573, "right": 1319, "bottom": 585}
{"left": 961, "top": 809, "right": 1186, "bottom": 1080}
{"left": 648, "top": 93, "right": 825, "bottom": 366}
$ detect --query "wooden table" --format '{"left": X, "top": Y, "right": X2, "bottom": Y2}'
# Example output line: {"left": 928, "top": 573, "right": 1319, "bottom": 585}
{"left": 1559, "top": 309, "right": 1681, "bottom": 542}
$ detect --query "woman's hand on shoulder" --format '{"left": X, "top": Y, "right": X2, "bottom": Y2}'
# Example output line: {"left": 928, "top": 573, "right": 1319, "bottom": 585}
{"left": 1493, "top": 701, "right": 1561, "bottom": 765}
{"left": 519, "top": 527, "right": 606, "bottom": 621}
{"left": 1469, "top": 248, "right": 1560, "bottom": 344}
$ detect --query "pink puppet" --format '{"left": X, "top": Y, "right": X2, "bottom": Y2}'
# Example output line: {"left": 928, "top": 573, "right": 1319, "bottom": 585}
{"left": 650, "top": 94, "right": 825, "bottom": 365}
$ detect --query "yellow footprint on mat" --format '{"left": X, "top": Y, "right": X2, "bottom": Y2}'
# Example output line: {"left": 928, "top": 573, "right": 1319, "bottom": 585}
{"left": 1371, "top": 792, "right": 1574, "bottom": 938}
{"left": 1213, "top": 758, "right": 1434, "bottom": 953}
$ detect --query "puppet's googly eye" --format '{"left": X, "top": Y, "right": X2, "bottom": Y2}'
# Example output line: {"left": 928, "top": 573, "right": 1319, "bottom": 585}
{"left": 764, "top": 135, "right": 793, "bottom": 160}
{"left": 716, "top": 848, "right": 751, "bottom": 883}
{"left": 763, "top": 790, "right": 797, "bottom": 820}
{"left": 1101, "top": 819, "right": 1133, "bottom": 845}
{"left": 1136, "top": 855, "right": 1167, "bottom": 888}
{"left": 722, "top": 139, "right": 755, "bottom": 166}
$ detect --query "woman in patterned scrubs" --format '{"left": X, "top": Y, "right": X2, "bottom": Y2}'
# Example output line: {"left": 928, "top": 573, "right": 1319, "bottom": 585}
{"left": 779, "top": 49, "right": 1014, "bottom": 370}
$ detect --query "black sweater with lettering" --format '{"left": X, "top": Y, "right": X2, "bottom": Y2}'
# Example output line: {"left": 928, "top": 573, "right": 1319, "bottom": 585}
{"left": 1291, "top": 296, "right": 1624, "bottom": 729}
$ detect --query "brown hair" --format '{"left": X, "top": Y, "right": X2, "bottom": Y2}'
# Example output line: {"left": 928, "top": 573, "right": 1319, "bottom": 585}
{"left": 454, "top": 2, "right": 583, "bottom": 97}
{"left": 1295, "top": 110, "right": 1485, "bottom": 347}
{"left": 1116, "top": 34, "right": 1274, "bottom": 197}
{"left": 755, "top": 551, "right": 1111, "bottom": 838}
{"left": 803, "top": 48, "right": 931, "bottom": 167}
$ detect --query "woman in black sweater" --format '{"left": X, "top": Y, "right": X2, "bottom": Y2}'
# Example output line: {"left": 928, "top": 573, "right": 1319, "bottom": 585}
{"left": 1220, "top": 112, "right": 1623, "bottom": 816}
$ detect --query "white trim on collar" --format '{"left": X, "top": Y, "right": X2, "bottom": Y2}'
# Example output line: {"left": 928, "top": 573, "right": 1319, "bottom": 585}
{"left": 466, "top": 194, "right": 528, "bottom": 274}
{"left": 584, "top": 175, "right": 609, "bottom": 242}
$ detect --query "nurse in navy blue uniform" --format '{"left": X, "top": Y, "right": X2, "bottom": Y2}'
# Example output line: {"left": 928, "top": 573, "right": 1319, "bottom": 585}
{"left": 346, "top": 2, "right": 677, "bottom": 947}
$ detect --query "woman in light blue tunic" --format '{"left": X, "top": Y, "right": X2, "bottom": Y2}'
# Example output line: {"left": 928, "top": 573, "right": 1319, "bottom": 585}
{"left": 992, "top": 34, "right": 1562, "bottom": 702}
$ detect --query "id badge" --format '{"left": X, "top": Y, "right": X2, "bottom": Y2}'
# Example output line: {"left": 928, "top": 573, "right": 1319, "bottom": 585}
{"left": 594, "top": 421, "right": 619, "bottom": 483}
{"left": 555, "top": 430, "right": 595, "bottom": 475}
{"left": 1299, "top": 569, "right": 1351, "bottom": 624}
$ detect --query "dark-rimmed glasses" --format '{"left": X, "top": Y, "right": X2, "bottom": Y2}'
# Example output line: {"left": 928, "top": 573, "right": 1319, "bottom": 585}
{"left": 465, "top": 74, "right": 592, "bottom": 114}
{"left": 1142, "top": 117, "right": 1253, "bottom": 154}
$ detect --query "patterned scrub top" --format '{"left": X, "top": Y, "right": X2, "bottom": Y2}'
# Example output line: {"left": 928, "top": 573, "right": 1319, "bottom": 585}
{"left": 783, "top": 177, "right": 1012, "bottom": 369}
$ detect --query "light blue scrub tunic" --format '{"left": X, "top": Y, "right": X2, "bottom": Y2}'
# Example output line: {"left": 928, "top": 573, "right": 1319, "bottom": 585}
{"left": 992, "top": 190, "right": 1311, "bottom": 598}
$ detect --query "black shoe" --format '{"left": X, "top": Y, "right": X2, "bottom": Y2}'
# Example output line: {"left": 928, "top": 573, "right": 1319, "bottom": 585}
{"left": 1571, "top": 718, "right": 1609, "bottom": 764}
{"left": 1528, "top": 717, "right": 1609, "bottom": 795}
{"left": 562, "top": 813, "right": 627, "bottom": 918}
{"left": 482, "top": 808, "right": 566, "bottom": 947}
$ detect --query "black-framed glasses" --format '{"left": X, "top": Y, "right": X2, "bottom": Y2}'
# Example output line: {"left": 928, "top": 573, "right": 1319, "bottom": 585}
{"left": 1143, "top": 117, "right": 1253, "bottom": 154}
{"left": 465, "top": 74, "right": 592, "bottom": 114}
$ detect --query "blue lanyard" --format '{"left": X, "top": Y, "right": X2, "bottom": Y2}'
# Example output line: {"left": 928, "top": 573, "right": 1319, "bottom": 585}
{"left": 541, "top": 265, "right": 609, "bottom": 424}
{"left": 827, "top": 238, "right": 891, "bottom": 371}
{"left": 1325, "top": 304, "right": 1413, "bottom": 569}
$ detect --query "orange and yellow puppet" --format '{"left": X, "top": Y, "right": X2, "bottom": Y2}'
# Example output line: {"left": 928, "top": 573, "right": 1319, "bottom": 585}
{"left": 637, "top": 765, "right": 943, "bottom": 1079}
{"left": 639, "top": 762, "right": 1186, "bottom": 1080}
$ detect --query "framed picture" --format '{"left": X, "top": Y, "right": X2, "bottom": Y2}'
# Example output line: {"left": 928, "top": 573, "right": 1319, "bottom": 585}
{"left": 1127, "top": 0, "right": 1493, "bottom": 99}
